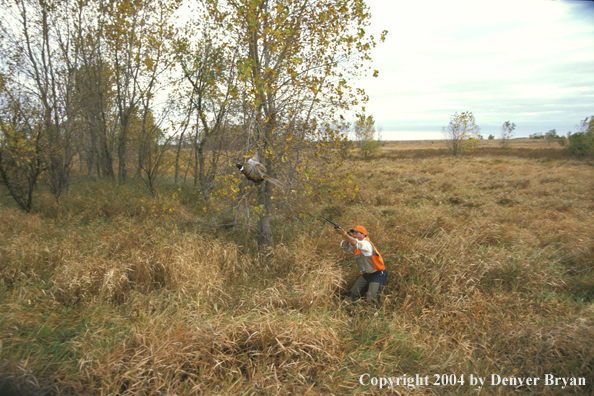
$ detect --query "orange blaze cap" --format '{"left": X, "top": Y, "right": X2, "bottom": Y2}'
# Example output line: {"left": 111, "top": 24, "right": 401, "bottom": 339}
{"left": 350, "top": 225, "right": 367, "bottom": 235}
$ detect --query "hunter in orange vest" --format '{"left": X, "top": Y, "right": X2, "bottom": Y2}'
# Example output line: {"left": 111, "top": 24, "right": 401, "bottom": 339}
{"left": 335, "top": 225, "right": 388, "bottom": 301}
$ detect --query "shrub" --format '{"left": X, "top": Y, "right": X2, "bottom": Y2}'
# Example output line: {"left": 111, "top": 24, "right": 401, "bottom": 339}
{"left": 442, "top": 111, "right": 481, "bottom": 156}
{"left": 360, "top": 139, "right": 382, "bottom": 157}
{"left": 568, "top": 116, "right": 594, "bottom": 157}
{"left": 558, "top": 136, "right": 567, "bottom": 146}
{"left": 567, "top": 132, "right": 593, "bottom": 157}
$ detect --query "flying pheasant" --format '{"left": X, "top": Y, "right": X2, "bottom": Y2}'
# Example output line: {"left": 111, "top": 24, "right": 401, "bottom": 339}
{"left": 236, "top": 152, "right": 284, "bottom": 187}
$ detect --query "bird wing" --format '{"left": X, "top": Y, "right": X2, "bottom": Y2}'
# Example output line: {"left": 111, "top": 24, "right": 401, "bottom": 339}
{"left": 242, "top": 152, "right": 283, "bottom": 187}
{"left": 247, "top": 158, "right": 267, "bottom": 175}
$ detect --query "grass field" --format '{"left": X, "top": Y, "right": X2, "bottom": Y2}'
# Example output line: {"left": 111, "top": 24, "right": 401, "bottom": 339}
{"left": 1, "top": 140, "right": 592, "bottom": 395}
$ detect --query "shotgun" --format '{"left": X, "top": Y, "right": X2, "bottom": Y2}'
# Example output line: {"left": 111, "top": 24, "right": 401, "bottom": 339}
{"left": 323, "top": 217, "right": 352, "bottom": 236}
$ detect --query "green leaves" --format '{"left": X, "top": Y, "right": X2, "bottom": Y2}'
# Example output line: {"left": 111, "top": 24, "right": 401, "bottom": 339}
{"left": 236, "top": 57, "right": 255, "bottom": 79}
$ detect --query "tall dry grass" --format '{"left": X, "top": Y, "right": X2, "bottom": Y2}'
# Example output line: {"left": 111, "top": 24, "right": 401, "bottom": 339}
{"left": 0, "top": 143, "right": 592, "bottom": 395}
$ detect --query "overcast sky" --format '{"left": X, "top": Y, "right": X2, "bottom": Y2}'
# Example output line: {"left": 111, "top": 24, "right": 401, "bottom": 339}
{"left": 358, "top": 0, "right": 594, "bottom": 140}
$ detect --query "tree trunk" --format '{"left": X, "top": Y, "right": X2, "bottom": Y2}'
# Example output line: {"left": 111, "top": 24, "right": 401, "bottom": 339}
{"left": 256, "top": 117, "right": 276, "bottom": 249}
{"left": 174, "top": 129, "right": 185, "bottom": 184}
{"left": 193, "top": 135, "right": 199, "bottom": 188}
{"left": 99, "top": 125, "right": 115, "bottom": 178}
{"left": 118, "top": 122, "right": 128, "bottom": 182}
{"left": 257, "top": 181, "right": 273, "bottom": 249}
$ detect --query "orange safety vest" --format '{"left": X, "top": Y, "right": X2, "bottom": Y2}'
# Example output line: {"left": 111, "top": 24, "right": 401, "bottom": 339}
{"left": 353, "top": 237, "right": 385, "bottom": 273}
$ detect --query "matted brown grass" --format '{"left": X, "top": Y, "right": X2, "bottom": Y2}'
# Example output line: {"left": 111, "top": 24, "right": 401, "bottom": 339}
{"left": 0, "top": 141, "right": 592, "bottom": 395}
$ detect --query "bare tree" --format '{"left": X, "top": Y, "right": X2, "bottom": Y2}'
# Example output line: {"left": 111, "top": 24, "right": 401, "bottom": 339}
{"left": 174, "top": 32, "right": 237, "bottom": 200}
{"left": 103, "top": 0, "right": 181, "bottom": 182}
{"left": 500, "top": 121, "right": 516, "bottom": 148}
{"left": 1, "top": 0, "right": 78, "bottom": 200}
{"left": 137, "top": 110, "right": 174, "bottom": 195}
{"left": 73, "top": 0, "right": 118, "bottom": 179}
{"left": 0, "top": 89, "right": 45, "bottom": 212}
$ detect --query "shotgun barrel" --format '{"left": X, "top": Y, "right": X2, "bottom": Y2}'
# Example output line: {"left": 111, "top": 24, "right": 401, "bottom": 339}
{"left": 323, "top": 217, "right": 352, "bottom": 236}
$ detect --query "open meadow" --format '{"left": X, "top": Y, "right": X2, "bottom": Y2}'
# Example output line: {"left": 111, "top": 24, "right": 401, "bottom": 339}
{"left": 0, "top": 140, "right": 593, "bottom": 395}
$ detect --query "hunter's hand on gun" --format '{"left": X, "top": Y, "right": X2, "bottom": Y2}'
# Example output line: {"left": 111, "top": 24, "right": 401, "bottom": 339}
{"left": 324, "top": 217, "right": 351, "bottom": 237}
{"left": 324, "top": 217, "right": 357, "bottom": 248}
{"left": 334, "top": 227, "right": 348, "bottom": 237}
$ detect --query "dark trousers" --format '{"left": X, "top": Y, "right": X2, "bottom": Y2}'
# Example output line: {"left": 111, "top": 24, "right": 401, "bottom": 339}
{"left": 351, "top": 270, "right": 388, "bottom": 301}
